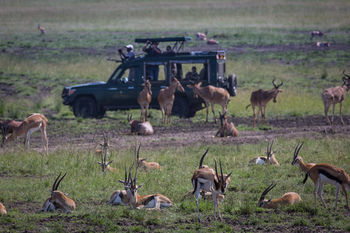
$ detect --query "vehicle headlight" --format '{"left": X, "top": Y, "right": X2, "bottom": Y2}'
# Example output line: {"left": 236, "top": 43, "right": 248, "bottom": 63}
{"left": 68, "top": 89, "right": 76, "bottom": 96}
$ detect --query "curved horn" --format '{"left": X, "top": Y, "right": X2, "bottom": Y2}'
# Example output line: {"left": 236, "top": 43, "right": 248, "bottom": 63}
{"left": 214, "top": 159, "right": 219, "bottom": 181}
{"left": 199, "top": 148, "right": 209, "bottom": 168}
{"left": 259, "top": 183, "right": 276, "bottom": 203}
{"left": 55, "top": 172, "right": 67, "bottom": 191}
{"left": 219, "top": 160, "right": 224, "bottom": 183}
{"left": 52, "top": 172, "right": 62, "bottom": 192}
{"left": 272, "top": 79, "right": 277, "bottom": 88}
{"left": 124, "top": 165, "right": 128, "bottom": 184}
{"left": 343, "top": 70, "right": 350, "bottom": 79}
{"left": 128, "top": 162, "right": 134, "bottom": 185}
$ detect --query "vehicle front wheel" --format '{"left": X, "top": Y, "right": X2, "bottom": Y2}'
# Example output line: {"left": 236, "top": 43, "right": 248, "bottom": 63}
{"left": 73, "top": 97, "right": 97, "bottom": 118}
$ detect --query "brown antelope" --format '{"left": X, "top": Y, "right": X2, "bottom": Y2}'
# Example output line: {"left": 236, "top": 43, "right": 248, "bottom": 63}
{"left": 108, "top": 167, "right": 130, "bottom": 206}
{"left": 303, "top": 163, "right": 350, "bottom": 210}
{"left": 246, "top": 79, "right": 283, "bottom": 127}
{"left": 1, "top": 113, "right": 48, "bottom": 153}
{"left": 96, "top": 134, "right": 118, "bottom": 173}
{"left": 316, "top": 42, "right": 330, "bottom": 47}
{"left": 322, "top": 71, "right": 350, "bottom": 125}
{"left": 258, "top": 183, "right": 301, "bottom": 209}
{"left": 187, "top": 82, "right": 230, "bottom": 123}
{"left": 196, "top": 32, "right": 207, "bottom": 41}
{"left": 291, "top": 142, "right": 315, "bottom": 173}
{"left": 192, "top": 157, "right": 232, "bottom": 221}
{"left": 127, "top": 114, "right": 154, "bottom": 135}
{"left": 215, "top": 112, "right": 239, "bottom": 137}
{"left": 42, "top": 173, "right": 76, "bottom": 213}
{"left": 207, "top": 39, "right": 219, "bottom": 45}
{"left": 38, "top": 24, "right": 45, "bottom": 35}
{"left": 137, "top": 79, "right": 152, "bottom": 122}
{"left": 0, "top": 202, "right": 6, "bottom": 215}
{"left": 119, "top": 163, "right": 172, "bottom": 209}
{"left": 310, "top": 30, "right": 324, "bottom": 40}
{"left": 136, "top": 144, "right": 161, "bottom": 171}
{"left": 249, "top": 141, "right": 280, "bottom": 166}
{"left": 0, "top": 119, "right": 22, "bottom": 146}
{"left": 157, "top": 78, "right": 185, "bottom": 124}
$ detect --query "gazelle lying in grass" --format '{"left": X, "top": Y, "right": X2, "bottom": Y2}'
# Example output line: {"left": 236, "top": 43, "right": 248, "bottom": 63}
{"left": 127, "top": 114, "right": 154, "bottom": 135}
{"left": 187, "top": 82, "right": 230, "bottom": 123}
{"left": 291, "top": 142, "right": 315, "bottom": 173}
{"left": 215, "top": 112, "right": 238, "bottom": 137}
{"left": 119, "top": 163, "right": 172, "bottom": 209}
{"left": 258, "top": 183, "right": 301, "bottom": 209}
{"left": 303, "top": 163, "right": 350, "bottom": 210}
{"left": 1, "top": 113, "right": 48, "bottom": 153}
{"left": 96, "top": 133, "right": 118, "bottom": 173}
{"left": 108, "top": 167, "right": 130, "bottom": 206}
{"left": 136, "top": 144, "right": 161, "bottom": 171}
{"left": 138, "top": 79, "right": 152, "bottom": 122}
{"left": 249, "top": 140, "right": 280, "bottom": 166}
{"left": 42, "top": 173, "right": 76, "bottom": 213}
{"left": 192, "top": 154, "right": 232, "bottom": 221}
{"left": 0, "top": 202, "right": 6, "bottom": 215}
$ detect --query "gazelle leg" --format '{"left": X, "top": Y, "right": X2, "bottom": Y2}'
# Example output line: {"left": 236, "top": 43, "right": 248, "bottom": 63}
{"left": 323, "top": 100, "right": 331, "bottom": 125}
{"left": 160, "top": 107, "right": 165, "bottom": 124}
{"left": 314, "top": 181, "right": 319, "bottom": 207}
{"left": 25, "top": 130, "right": 32, "bottom": 149}
{"left": 41, "top": 126, "right": 48, "bottom": 154}
{"left": 318, "top": 183, "right": 327, "bottom": 208}
{"left": 252, "top": 105, "right": 256, "bottom": 127}
{"left": 334, "top": 185, "right": 340, "bottom": 210}
{"left": 166, "top": 103, "right": 173, "bottom": 124}
{"left": 194, "top": 181, "right": 201, "bottom": 222}
{"left": 342, "top": 185, "right": 349, "bottom": 210}
{"left": 206, "top": 103, "right": 209, "bottom": 122}
{"left": 262, "top": 106, "right": 266, "bottom": 122}
{"left": 140, "top": 106, "right": 144, "bottom": 121}
{"left": 211, "top": 103, "right": 216, "bottom": 123}
{"left": 145, "top": 104, "right": 149, "bottom": 122}
{"left": 340, "top": 102, "right": 344, "bottom": 125}
{"left": 331, "top": 103, "right": 335, "bottom": 124}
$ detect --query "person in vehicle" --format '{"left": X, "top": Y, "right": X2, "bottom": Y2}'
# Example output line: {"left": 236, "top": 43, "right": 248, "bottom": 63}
{"left": 118, "top": 44, "right": 135, "bottom": 62}
{"left": 199, "top": 63, "right": 208, "bottom": 80}
{"left": 185, "top": 66, "right": 200, "bottom": 82}
{"left": 143, "top": 40, "right": 161, "bottom": 80}
{"left": 164, "top": 45, "right": 175, "bottom": 55}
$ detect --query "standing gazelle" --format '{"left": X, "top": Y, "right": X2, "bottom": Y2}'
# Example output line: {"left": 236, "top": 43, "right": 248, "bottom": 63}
{"left": 249, "top": 140, "right": 279, "bottom": 166}
{"left": 258, "top": 183, "right": 302, "bottom": 209}
{"left": 322, "top": 71, "right": 350, "bottom": 125}
{"left": 42, "top": 173, "right": 76, "bottom": 213}
{"left": 1, "top": 113, "right": 48, "bottom": 153}
{"left": 138, "top": 79, "right": 152, "bottom": 122}
{"left": 246, "top": 79, "right": 283, "bottom": 127}
{"left": 157, "top": 78, "right": 185, "bottom": 124}
{"left": 291, "top": 142, "right": 315, "bottom": 173}
{"left": 0, "top": 202, "right": 6, "bottom": 215}
{"left": 303, "top": 163, "right": 350, "bottom": 210}
{"left": 192, "top": 158, "right": 232, "bottom": 221}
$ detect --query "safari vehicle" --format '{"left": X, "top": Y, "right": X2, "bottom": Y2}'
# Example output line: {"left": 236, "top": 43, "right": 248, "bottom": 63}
{"left": 61, "top": 37, "right": 237, "bottom": 118}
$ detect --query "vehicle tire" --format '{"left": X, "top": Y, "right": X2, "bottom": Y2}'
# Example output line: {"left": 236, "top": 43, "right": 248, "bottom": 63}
{"left": 96, "top": 106, "right": 106, "bottom": 119}
{"left": 172, "top": 96, "right": 190, "bottom": 118}
{"left": 227, "top": 73, "right": 237, "bottom": 97}
{"left": 73, "top": 97, "right": 97, "bottom": 118}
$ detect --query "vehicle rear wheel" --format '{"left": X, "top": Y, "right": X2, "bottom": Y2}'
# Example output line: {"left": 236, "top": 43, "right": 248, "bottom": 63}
{"left": 172, "top": 96, "right": 190, "bottom": 118}
{"left": 73, "top": 97, "right": 97, "bottom": 118}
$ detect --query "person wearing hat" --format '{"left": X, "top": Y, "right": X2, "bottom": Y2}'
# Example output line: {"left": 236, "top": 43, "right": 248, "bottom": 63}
{"left": 118, "top": 44, "right": 135, "bottom": 62}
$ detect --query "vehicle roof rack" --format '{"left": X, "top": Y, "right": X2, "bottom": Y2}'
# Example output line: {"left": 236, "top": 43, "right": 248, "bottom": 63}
{"left": 135, "top": 36, "right": 192, "bottom": 53}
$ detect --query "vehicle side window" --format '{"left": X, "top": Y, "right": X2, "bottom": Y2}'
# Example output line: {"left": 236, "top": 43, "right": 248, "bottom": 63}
{"left": 110, "top": 66, "right": 137, "bottom": 85}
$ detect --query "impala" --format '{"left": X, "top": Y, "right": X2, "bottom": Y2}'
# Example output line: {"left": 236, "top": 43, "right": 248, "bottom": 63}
{"left": 136, "top": 144, "right": 161, "bottom": 171}
{"left": 246, "top": 79, "right": 283, "bottom": 127}
{"left": 322, "top": 71, "right": 350, "bottom": 125}
{"left": 291, "top": 142, "right": 315, "bottom": 173}
{"left": 187, "top": 82, "right": 230, "bottom": 123}
{"left": 192, "top": 158, "right": 232, "bottom": 221}
{"left": 249, "top": 140, "right": 279, "bottom": 166}
{"left": 215, "top": 111, "right": 238, "bottom": 137}
{"left": 137, "top": 79, "right": 152, "bottom": 122}
{"left": 157, "top": 78, "right": 184, "bottom": 124}
{"left": 1, "top": 113, "right": 48, "bottom": 153}
{"left": 127, "top": 114, "right": 154, "bottom": 135}
{"left": 0, "top": 202, "right": 6, "bottom": 215}
{"left": 42, "top": 173, "right": 76, "bottom": 213}
{"left": 258, "top": 183, "right": 301, "bottom": 209}
{"left": 303, "top": 163, "right": 350, "bottom": 210}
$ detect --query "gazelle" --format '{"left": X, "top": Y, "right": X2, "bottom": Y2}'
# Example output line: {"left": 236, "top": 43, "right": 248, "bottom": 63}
{"left": 310, "top": 30, "right": 324, "bottom": 40}
{"left": 215, "top": 111, "right": 239, "bottom": 137}
{"left": 303, "top": 163, "right": 350, "bottom": 210}
{"left": 316, "top": 42, "right": 330, "bottom": 47}
{"left": 127, "top": 114, "right": 154, "bottom": 135}
{"left": 42, "top": 173, "right": 76, "bottom": 213}
{"left": 108, "top": 167, "right": 130, "bottom": 206}
{"left": 136, "top": 144, "right": 161, "bottom": 171}
{"left": 322, "top": 71, "right": 350, "bottom": 125}
{"left": 119, "top": 163, "right": 172, "bottom": 209}
{"left": 96, "top": 134, "right": 118, "bottom": 173}
{"left": 138, "top": 79, "right": 152, "bottom": 122}
{"left": 249, "top": 140, "right": 280, "bottom": 166}
{"left": 157, "top": 77, "right": 185, "bottom": 124}
{"left": 258, "top": 183, "right": 301, "bottom": 209}
{"left": 38, "top": 24, "right": 45, "bottom": 35}
{"left": 0, "top": 202, "right": 6, "bottom": 215}
{"left": 0, "top": 119, "right": 21, "bottom": 146}
{"left": 246, "top": 79, "right": 283, "bottom": 127}
{"left": 192, "top": 158, "right": 232, "bottom": 221}
{"left": 1, "top": 113, "right": 48, "bottom": 153}
{"left": 187, "top": 82, "right": 230, "bottom": 123}
{"left": 291, "top": 142, "right": 315, "bottom": 173}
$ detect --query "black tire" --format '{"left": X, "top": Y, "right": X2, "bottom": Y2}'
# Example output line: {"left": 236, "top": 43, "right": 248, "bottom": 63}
{"left": 172, "top": 96, "right": 190, "bottom": 118}
{"left": 227, "top": 74, "right": 237, "bottom": 97}
{"left": 73, "top": 97, "right": 97, "bottom": 118}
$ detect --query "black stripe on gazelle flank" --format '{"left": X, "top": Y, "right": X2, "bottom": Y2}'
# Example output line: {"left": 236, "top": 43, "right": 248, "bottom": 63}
{"left": 319, "top": 169, "right": 343, "bottom": 184}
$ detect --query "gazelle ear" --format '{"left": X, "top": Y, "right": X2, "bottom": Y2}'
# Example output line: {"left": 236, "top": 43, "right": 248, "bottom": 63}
{"left": 97, "top": 162, "right": 102, "bottom": 165}
{"left": 118, "top": 180, "right": 125, "bottom": 184}
{"left": 137, "top": 184, "right": 144, "bottom": 189}
{"left": 107, "top": 160, "right": 113, "bottom": 165}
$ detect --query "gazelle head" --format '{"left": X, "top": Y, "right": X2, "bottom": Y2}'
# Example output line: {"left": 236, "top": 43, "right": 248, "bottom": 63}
{"left": 42, "top": 172, "right": 67, "bottom": 212}
{"left": 266, "top": 140, "right": 275, "bottom": 160}
{"left": 187, "top": 81, "right": 201, "bottom": 98}
{"left": 171, "top": 77, "right": 184, "bottom": 93}
{"left": 96, "top": 133, "right": 113, "bottom": 173}
{"left": 143, "top": 79, "right": 152, "bottom": 95}
{"left": 258, "top": 183, "right": 277, "bottom": 207}
{"left": 272, "top": 79, "right": 283, "bottom": 103}
{"left": 342, "top": 70, "right": 350, "bottom": 91}
{"left": 291, "top": 142, "right": 304, "bottom": 166}
{"left": 219, "top": 111, "right": 228, "bottom": 127}
{"left": 214, "top": 159, "right": 232, "bottom": 194}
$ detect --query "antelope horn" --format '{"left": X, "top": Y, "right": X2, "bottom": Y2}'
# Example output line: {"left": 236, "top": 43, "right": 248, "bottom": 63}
{"left": 214, "top": 159, "right": 219, "bottom": 183}
{"left": 134, "top": 161, "right": 139, "bottom": 186}
{"left": 55, "top": 172, "right": 67, "bottom": 191}
{"left": 295, "top": 142, "right": 304, "bottom": 157}
{"left": 199, "top": 148, "right": 209, "bottom": 168}
{"left": 220, "top": 160, "right": 224, "bottom": 183}
{"left": 128, "top": 162, "right": 134, "bottom": 185}
{"left": 124, "top": 165, "right": 128, "bottom": 184}
{"left": 343, "top": 70, "right": 350, "bottom": 79}
{"left": 52, "top": 172, "right": 62, "bottom": 192}
{"left": 137, "top": 143, "right": 141, "bottom": 162}
{"left": 259, "top": 183, "right": 277, "bottom": 203}
{"left": 272, "top": 79, "right": 277, "bottom": 88}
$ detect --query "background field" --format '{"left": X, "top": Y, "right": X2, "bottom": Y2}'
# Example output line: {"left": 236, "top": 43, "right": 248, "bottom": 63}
{"left": 1, "top": 0, "right": 350, "bottom": 232}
